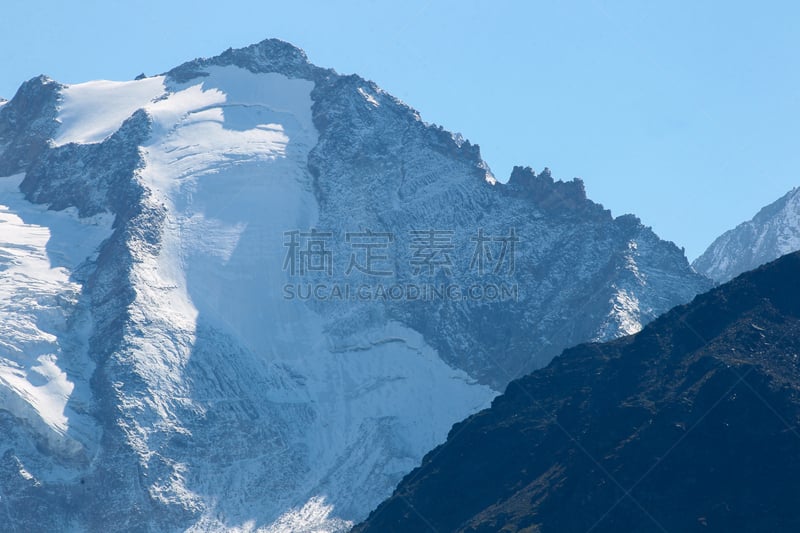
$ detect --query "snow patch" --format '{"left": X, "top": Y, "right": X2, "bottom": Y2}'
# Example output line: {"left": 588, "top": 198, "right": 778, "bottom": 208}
{"left": 54, "top": 77, "right": 166, "bottom": 146}
{"left": 357, "top": 87, "right": 379, "bottom": 107}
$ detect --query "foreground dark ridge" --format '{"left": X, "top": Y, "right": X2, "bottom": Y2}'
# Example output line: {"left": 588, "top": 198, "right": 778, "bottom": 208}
{"left": 355, "top": 251, "right": 800, "bottom": 533}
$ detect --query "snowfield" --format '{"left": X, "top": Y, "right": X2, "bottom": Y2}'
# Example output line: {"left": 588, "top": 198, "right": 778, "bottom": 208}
{"left": 0, "top": 174, "right": 112, "bottom": 468}
{"left": 54, "top": 77, "right": 165, "bottom": 146}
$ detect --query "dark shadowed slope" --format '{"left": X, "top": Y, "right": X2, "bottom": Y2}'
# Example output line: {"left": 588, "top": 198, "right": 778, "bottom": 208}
{"left": 355, "top": 251, "right": 800, "bottom": 533}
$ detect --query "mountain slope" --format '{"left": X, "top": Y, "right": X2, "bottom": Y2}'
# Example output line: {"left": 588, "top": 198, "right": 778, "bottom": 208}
{"left": 354, "top": 251, "right": 800, "bottom": 533}
{"left": 0, "top": 39, "right": 711, "bottom": 531}
{"left": 694, "top": 187, "right": 800, "bottom": 282}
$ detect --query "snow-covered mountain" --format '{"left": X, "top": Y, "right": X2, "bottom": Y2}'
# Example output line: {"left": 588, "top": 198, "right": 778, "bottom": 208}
{"left": 0, "top": 39, "right": 711, "bottom": 531}
{"left": 694, "top": 187, "right": 800, "bottom": 283}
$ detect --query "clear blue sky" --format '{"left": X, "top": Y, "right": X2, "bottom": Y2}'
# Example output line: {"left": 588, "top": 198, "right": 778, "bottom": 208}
{"left": 2, "top": 1, "right": 798, "bottom": 259}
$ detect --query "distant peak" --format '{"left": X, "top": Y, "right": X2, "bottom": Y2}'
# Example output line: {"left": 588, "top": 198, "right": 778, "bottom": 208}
{"left": 166, "top": 37, "right": 323, "bottom": 83}
{"left": 753, "top": 185, "right": 800, "bottom": 223}
{"left": 694, "top": 183, "right": 800, "bottom": 282}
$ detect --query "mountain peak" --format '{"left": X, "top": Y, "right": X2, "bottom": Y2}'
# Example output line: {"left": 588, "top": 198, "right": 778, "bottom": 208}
{"left": 217, "top": 37, "right": 313, "bottom": 70}
{"left": 0, "top": 74, "right": 62, "bottom": 176}
{"left": 694, "top": 185, "right": 800, "bottom": 282}
{"left": 4, "top": 74, "right": 61, "bottom": 104}
{"left": 166, "top": 37, "right": 323, "bottom": 83}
